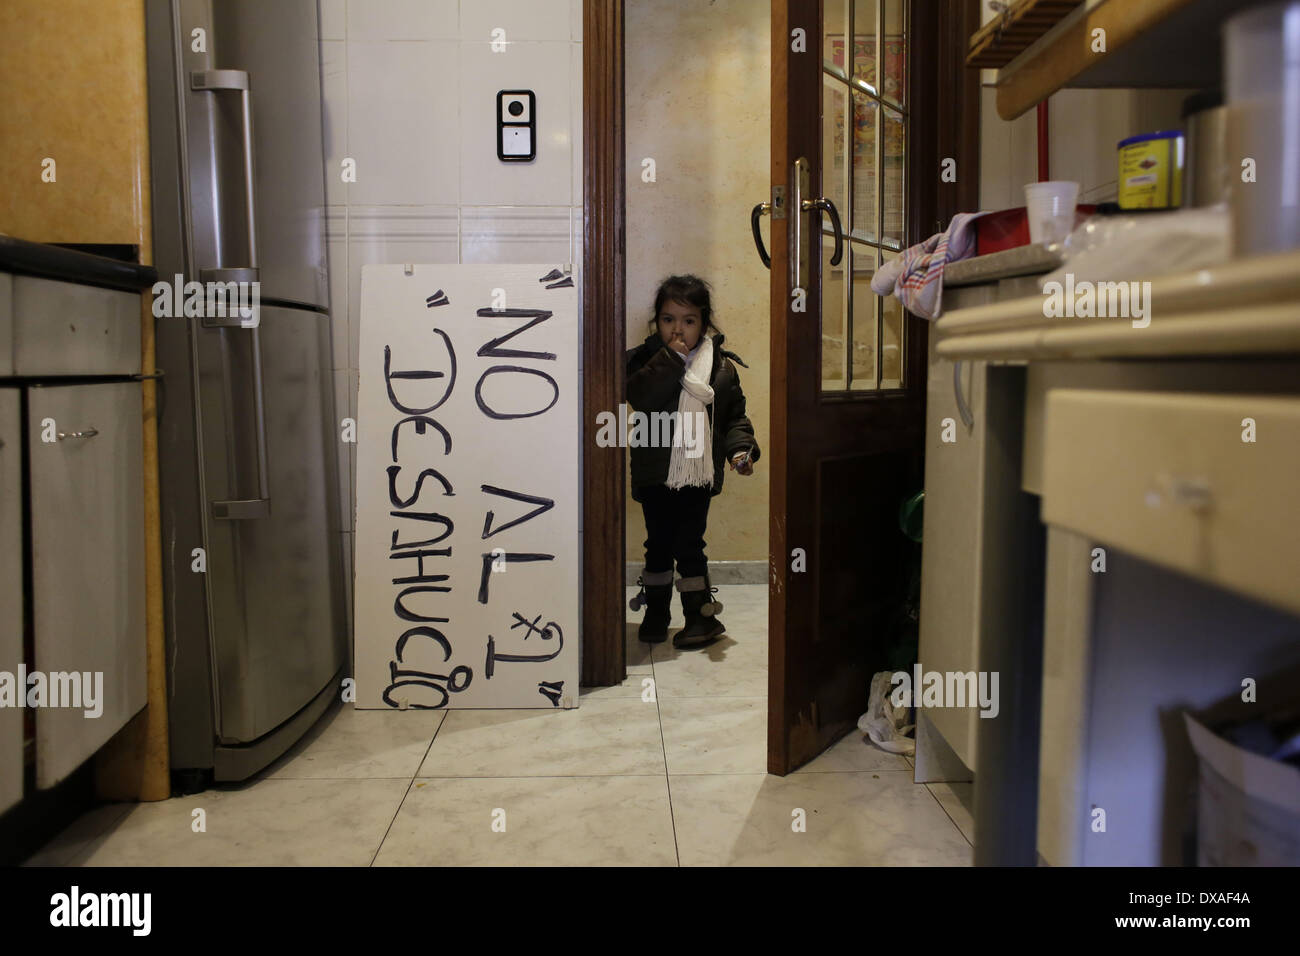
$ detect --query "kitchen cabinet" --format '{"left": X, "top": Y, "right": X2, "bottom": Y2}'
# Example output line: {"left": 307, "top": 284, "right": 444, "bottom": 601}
{"left": 935, "top": 247, "right": 1300, "bottom": 865}
{"left": 11, "top": 274, "right": 141, "bottom": 376}
{"left": 1042, "top": 389, "right": 1300, "bottom": 617}
{"left": 0, "top": 250, "right": 152, "bottom": 817}
{"left": 916, "top": 286, "right": 991, "bottom": 778}
{"left": 916, "top": 258, "right": 1056, "bottom": 782}
{"left": 0, "top": 388, "right": 22, "bottom": 816}
{"left": 28, "top": 382, "right": 146, "bottom": 788}
{"left": 975, "top": 0, "right": 1266, "bottom": 120}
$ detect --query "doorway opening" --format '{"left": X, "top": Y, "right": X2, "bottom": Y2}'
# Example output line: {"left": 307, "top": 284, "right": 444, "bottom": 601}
{"left": 582, "top": 0, "right": 981, "bottom": 775}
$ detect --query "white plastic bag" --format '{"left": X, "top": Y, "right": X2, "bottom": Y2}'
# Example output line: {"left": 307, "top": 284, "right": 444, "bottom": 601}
{"left": 1039, "top": 203, "right": 1231, "bottom": 290}
{"left": 858, "top": 670, "right": 916, "bottom": 755}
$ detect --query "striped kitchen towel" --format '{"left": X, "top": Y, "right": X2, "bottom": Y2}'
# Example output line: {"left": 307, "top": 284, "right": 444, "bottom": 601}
{"left": 870, "top": 211, "right": 985, "bottom": 320}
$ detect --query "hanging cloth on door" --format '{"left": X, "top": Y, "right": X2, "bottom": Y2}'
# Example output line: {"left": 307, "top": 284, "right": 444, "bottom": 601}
{"left": 870, "top": 211, "right": 984, "bottom": 320}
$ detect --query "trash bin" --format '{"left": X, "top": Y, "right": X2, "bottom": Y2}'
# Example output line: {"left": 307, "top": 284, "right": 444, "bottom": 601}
{"left": 1183, "top": 668, "right": 1300, "bottom": 866}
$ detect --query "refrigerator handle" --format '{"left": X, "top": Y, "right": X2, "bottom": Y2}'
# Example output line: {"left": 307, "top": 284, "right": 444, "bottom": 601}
{"left": 191, "top": 68, "right": 271, "bottom": 521}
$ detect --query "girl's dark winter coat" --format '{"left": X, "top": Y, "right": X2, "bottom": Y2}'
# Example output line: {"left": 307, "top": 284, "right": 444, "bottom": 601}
{"left": 624, "top": 331, "right": 761, "bottom": 503}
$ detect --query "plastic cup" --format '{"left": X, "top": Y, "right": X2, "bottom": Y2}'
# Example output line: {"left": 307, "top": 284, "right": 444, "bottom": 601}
{"left": 1025, "top": 181, "right": 1080, "bottom": 244}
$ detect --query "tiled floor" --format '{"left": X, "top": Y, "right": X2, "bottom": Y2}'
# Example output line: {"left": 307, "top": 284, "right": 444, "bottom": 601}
{"left": 24, "top": 585, "right": 973, "bottom": 866}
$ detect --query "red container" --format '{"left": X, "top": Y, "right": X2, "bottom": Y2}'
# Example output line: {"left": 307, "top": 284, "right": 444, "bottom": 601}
{"left": 975, "top": 204, "right": 1096, "bottom": 255}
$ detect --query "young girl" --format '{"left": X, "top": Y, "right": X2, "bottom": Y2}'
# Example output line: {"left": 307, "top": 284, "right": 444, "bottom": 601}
{"left": 625, "top": 275, "right": 760, "bottom": 647}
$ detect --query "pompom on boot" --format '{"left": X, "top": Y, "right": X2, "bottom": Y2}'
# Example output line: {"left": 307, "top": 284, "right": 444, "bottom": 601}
{"left": 630, "top": 569, "right": 675, "bottom": 643}
{"left": 674, "top": 574, "right": 725, "bottom": 647}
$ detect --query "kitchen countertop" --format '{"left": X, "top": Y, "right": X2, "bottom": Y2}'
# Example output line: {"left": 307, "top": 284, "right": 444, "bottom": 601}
{"left": 0, "top": 235, "right": 157, "bottom": 293}
{"left": 936, "top": 248, "right": 1300, "bottom": 360}
{"left": 944, "top": 243, "right": 1064, "bottom": 287}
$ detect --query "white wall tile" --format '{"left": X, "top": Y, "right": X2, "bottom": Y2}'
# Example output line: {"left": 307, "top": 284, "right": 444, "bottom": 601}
{"left": 348, "top": 368, "right": 358, "bottom": 532}
{"left": 459, "top": 41, "right": 572, "bottom": 206}
{"left": 347, "top": 206, "right": 460, "bottom": 368}
{"left": 978, "top": 86, "right": 1010, "bottom": 211}
{"left": 571, "top": 205, "right": 582, "bottom": 375}
{"left": 321, "top": 41, "right": 348, "bottom": 207}
{"left": 332, "top": 367, "right": 354, "bottom": 531}
{"left": 980, "top": 88, "right": 1196, "bottom": 212}
{"left": 461, "top": 0, "right": 571, "bottom": 43}
{"left": 1049, "top": 88, "right": 1191, "bottom": 203}
{"left": 1005, "top": 96, "right": 1041, "bottom": 202}
{"left": 571, "top": 39, "right": 583, "bottom": 210}
{"left": 570, "top": 206, "right": 583, "bottom": 275}
{"left": 320, "top": 0, "right": 347, "bottom": 40}
{"left": 347, "top": 0, "right": 458, "bottom": 40}
{"left": 326, "top": 207, "right": 349, "bottom": 368}
{"left": 460, "top": 206, "right": 572, "bottom": 264}
{"left": 340, "top": 531, "right": 354, "bottom": 655}
{"left": 347, "top": 40, "right": 460, "bottom": 205}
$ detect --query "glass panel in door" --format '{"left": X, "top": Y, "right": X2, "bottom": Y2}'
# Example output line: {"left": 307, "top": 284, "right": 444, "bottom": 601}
{"left": 880, "top": 0, "right": 906, "bottom": 107}
{"left": 821, "top": 0, "right": 907, "bottom": 394}
{"left": 850, "top": 90, "right": 878, "bottom": 243}
{"left": 882, "top": 104, "right": 906, "bottom": 249}
{"left": 823, "top": 0, "right": 849, "bottom": 77}
{"left": 820, "top": 234, "right": 848, "bottom": 390}
{"left": 850, "top": 242, "right": 878, "bottom": 388}
{"left": 881, "top": 248, "right": 904, "bottom": 387}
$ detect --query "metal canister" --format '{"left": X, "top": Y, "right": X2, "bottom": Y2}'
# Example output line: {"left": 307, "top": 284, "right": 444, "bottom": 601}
{"left": 1183, "top": 92, "right": 1230, "bottom": 207}
{"left": 1117, "top": 130, "right": 1185, "bottom": 209}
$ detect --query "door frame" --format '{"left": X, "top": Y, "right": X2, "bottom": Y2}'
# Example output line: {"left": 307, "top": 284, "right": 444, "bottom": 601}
{"left": 581, "top": 0, "right": 626, "bottom": 688}
{"left": 579, "top": 0, "right": 981, "bottom": 692}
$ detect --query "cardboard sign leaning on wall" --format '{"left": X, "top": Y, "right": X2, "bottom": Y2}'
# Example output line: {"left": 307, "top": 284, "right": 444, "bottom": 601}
{"left": 354, "top": 264, "right": 579, "bottom": 710}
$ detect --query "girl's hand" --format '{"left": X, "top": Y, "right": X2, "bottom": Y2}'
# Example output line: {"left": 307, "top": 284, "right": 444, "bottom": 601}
{"left": 729, "top": 449, "right": 754, "bottom": 475}
{"left": 667, "top": 333, "right": 689, "bottom": 356}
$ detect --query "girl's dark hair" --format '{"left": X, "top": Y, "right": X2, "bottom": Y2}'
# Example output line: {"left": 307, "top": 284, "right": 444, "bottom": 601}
{"left": 649, "top": 274, "right": 721, "bottom": 333}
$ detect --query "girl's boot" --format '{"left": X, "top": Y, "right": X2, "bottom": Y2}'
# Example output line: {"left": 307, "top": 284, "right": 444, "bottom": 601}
{"left": 632, "top": 569, "right": 675, "bottom": 643}
{"left": 674, "top": 574, "right": 725, "bottom": 647}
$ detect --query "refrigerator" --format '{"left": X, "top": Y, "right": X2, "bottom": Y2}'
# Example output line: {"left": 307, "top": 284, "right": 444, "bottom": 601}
{"left": 145, "top": 0, "right": 346, "bottom": 786}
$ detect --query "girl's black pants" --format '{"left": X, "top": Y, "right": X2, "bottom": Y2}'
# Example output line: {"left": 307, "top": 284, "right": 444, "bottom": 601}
{"left": 638, "top": 484, "right": 712, "bottom": 579}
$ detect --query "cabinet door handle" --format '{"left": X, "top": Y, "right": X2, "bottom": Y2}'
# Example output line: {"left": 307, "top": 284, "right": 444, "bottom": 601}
{"left": 56, "top": 428, "right": 99, "bottom": 440}
{"left": 1147, "top": 474, "right": 1214, "bottom": 513}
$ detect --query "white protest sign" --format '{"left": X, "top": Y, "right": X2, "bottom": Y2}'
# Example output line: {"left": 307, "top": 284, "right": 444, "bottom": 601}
{"left": 355, "top": 264, "right": 579, "bottom": 709}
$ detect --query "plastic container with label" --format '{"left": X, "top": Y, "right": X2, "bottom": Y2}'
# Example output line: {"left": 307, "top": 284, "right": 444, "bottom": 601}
{"left": 1118, "top": 131, "right": 1185, "bottom": 209}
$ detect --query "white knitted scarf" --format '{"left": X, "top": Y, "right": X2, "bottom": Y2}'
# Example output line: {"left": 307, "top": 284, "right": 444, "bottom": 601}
{"left": 666, "top": 334, "right": 715, "bottom": 490}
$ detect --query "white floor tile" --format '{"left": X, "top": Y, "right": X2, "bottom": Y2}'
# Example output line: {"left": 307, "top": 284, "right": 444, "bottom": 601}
{"left": 670, "top": 771, "right": 972, "bottom": 866}
{"left": 374, "top": 775, "right": 676, "bottom": 865}
{"left": 416, "top": 698, "right": 665, "bottom": 777}
{"left": 47, "top": 779, "right": 410, "bottom": 866}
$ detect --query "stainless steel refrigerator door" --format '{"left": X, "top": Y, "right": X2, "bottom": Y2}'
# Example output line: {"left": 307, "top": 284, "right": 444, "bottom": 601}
{"left": 196, "top": 303, "right": 344, "bottom": 744}
{"left": 179, "top": 0, "right": 328, "bottom": 310}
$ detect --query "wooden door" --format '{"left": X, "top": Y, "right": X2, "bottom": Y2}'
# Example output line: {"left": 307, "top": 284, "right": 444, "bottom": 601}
{"left": 766, "top": 0, "right": 978, "bottom": 773}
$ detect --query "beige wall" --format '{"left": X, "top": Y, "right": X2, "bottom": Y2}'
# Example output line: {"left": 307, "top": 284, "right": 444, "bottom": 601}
{"left": 624, "top": 0, "right": 771, "bottom": 567}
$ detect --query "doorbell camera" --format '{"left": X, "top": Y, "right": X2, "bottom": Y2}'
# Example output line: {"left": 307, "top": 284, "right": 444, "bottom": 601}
{"left": 497, "top": 89, "right": 536, "bottom": 162}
